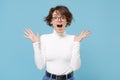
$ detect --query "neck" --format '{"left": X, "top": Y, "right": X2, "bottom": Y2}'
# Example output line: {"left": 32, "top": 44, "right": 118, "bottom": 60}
{"left": 53, "top": 30, "right": 66, "bottom": 37}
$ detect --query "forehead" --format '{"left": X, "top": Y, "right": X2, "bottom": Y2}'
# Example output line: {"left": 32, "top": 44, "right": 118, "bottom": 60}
{"left": 52, "top": 10, "right": 63, "bottom": 16}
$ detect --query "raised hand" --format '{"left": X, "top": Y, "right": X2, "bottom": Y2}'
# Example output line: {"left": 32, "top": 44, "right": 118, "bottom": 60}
{"left": 24, "top": 28, "right": 40, "bottom": 43}
{"left": 74, "top": 30, "right": 91, "bottom": 42}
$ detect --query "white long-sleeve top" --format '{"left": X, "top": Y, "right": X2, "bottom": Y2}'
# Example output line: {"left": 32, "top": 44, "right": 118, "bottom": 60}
{"left": 33, "top": 30, "right": 81, "bottom": 75}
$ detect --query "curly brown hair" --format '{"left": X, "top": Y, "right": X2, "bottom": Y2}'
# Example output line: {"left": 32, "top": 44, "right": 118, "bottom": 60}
{"left": 44, "top": 5, "right": 73, "bottom": 27}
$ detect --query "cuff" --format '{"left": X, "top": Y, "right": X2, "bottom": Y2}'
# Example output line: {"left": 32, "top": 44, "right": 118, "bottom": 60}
{"left": 33, "top": 42, "right": 40, "bottom": 48}
{"left": 73, "top": 41, "right": 80, "bottom": 46}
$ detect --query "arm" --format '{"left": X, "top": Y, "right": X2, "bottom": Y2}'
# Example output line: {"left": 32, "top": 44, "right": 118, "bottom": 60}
{"left": 24, "top": 28, "right": 46, "bottom": 70}
{"left": 70, "top": 41, "right": 81, "bottom": 71}
{"left": 33, "top": 37, "right": 46, "bottom": 70}
{"left": 70, "top": 30, "right": 91, "bottom": 71}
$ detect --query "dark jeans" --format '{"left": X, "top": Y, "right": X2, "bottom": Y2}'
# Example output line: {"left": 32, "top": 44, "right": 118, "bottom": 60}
{"left": 42, "top": 75, "right": 74, "bottom": 80}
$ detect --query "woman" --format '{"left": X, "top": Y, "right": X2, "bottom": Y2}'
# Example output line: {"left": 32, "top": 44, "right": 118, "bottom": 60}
{"left": 24, "top": 5, "right": 90, "bottom": 80}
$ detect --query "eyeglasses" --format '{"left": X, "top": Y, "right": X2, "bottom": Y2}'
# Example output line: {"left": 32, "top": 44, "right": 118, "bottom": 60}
{"left": 52, "top": 16, "right": 66, "bottom": 21}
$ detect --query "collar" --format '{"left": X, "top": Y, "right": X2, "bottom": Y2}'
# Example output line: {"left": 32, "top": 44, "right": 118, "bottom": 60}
{"left": 53, "top": 29, "right": 66, "bottom": 38}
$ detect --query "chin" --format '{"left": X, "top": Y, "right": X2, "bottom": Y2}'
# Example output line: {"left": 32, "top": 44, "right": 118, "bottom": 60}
{"left": 57, "top": 30, "right": 64, "bottom": 33}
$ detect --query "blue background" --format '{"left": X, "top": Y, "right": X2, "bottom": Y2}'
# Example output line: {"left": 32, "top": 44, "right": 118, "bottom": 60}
{"left": 0, "top": 0, "right": 120, "bottom": 80}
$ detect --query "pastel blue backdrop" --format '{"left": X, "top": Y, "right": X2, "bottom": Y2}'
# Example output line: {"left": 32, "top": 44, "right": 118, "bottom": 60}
{"left": 0, "top": 0, "right": 120, "bottom": 80}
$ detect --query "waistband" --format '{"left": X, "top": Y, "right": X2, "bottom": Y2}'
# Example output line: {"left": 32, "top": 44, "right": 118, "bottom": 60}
{"left": 46, "top": 71, "right": 73, "bottom": 80}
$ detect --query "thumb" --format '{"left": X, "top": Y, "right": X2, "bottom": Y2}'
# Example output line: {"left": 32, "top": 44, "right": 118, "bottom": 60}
{"left": 36, "top": 33, "right": 39, "bottom": 37}
{"left": 74, "top": 34, "right": 77, "bottom": 38}
{"left": 74, "top": 34, "right": 77, "bottom": 41}
{"left": 36, "top": 33, "right": 40, "bottom": 39}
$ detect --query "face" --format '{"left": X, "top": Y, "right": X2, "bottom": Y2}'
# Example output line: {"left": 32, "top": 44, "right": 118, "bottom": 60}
{"left": 50, "top": 10, "right": 67, "bottom": 33}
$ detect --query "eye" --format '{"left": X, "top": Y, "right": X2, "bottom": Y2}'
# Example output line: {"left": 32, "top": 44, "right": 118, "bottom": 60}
{"left": 61, "top": 17, "right": 65, "bottom": 19}
{"left": 52, "top": 17, "right": 57, "bottom": 19}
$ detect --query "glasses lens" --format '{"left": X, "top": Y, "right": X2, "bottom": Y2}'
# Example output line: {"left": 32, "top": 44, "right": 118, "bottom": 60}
{"left": 52, "top": 17, "right": 66, "bottom": 21}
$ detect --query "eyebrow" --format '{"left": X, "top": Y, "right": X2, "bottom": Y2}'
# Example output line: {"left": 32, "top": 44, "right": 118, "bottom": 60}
{"left": 52, "top": 15, "right": 66, "bottom": 17}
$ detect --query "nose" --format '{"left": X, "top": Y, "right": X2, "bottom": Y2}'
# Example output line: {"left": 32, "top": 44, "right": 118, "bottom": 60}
{"left": 58, "top": 18, "right": 62, "bottom": 22}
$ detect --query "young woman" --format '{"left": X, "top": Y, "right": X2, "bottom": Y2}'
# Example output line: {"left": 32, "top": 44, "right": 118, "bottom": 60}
{"left": 24, "top": 5, "right": 90, "bottom": 80}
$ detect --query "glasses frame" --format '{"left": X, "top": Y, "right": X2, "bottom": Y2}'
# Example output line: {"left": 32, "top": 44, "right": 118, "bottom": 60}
{"left": 52, "top": 16, "right": 67, "bottom": 21}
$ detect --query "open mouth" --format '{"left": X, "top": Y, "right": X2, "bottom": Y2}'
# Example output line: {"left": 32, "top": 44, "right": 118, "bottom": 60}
{"left": 57, "top": 24, "right": 63, "bottom": 28}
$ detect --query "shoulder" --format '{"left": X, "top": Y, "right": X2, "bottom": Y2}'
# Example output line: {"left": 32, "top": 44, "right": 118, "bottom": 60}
{"left": 40, "top": 33, "right": 52, "bottom": 39}
{"left": 39, "top": 34, "right": 52, "bottom": 43}
{"left": 66, "top": 34, "right": 75, "bottom": 38}
{"left": 66, "top": 34, "right": 75, "bottom": 41}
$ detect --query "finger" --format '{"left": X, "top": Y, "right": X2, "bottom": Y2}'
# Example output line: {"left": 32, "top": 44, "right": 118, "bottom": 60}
{"left": 27, "top": 28, "right": 34, "bottom": 34}
{"left": 84, "top": 30, "right": 89, "bottom": 33}
{"left": 24, "top": 31, "right": 29, "bottom": 36}
{"left": 80, "top": 30, "right": 87, "bottom": 36}
{"left": 24, "top": 28, "right": 30, "bottom": 34}
{"left": 78, "top": 31, "right": 83, "bottom": 37}
{"left": 88, "top": 31, "right": 91, "bottom": 34}
{"left": 86, "top": 30, "right": 91, "bottom": 35}
{"left": 25, "top": 28, "right": 32, "bottom": 34}
{"left": 79, "top": 30, "right": 84, "bottom": 36}
{"left": 79, "top": 30, "right": 90, "bottom": 38}
{"left": 83, "top": 30, "right": 90, "bottom": 34}
{"left": 37, "top": 33, "right": 40, "bottom": 38}
{"left": 24, "top": 35, "right": 30, "bottom": 39}
{"left": 85, "top": 31, "right": 91, "bottom": 37}
{"left": 74, "top": 34, "right": 78, "bottom": 41}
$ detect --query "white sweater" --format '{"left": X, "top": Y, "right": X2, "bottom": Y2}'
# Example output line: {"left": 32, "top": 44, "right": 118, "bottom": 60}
{"left": 33, "top": 30, "right": 81, "bottom": 75}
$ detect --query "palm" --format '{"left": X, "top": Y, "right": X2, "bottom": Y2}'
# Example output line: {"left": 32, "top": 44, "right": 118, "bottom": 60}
{"left": 74, "top": 30, "right": 91, "bottom": 42}
{"left": 24, "top": 28, "right": 40, "bottom": 43}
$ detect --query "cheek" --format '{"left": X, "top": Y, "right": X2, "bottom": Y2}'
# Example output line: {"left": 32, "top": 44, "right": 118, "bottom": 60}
{"left": 50, "top": 21, "right": 57, "bottom": 25}
{"left": 50, "top": 21, "right": 53, "bottom": 25}
{"left": 63, "top": 20, "right": 67, "bottom": 24}
{"left": 63, "top": 22, "right": 67, "bottom": 26}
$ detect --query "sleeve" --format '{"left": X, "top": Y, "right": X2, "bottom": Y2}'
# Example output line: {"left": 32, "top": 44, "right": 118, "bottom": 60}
{"left": 70, "top": 41, "right": 81, "bottom": 71}
{"left": 33, "top": 35, "right": 46, "bottom": 70}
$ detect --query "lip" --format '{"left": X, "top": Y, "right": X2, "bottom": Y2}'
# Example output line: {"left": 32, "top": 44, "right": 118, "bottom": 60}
{"left": 57, "top": 28, "right": 63, "bottom": 32}
{"left": 57, "top": 24, "right": 63, "bottom": 28}
{"left": 57, "top": 26, "right": 63, "bottom": 31}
